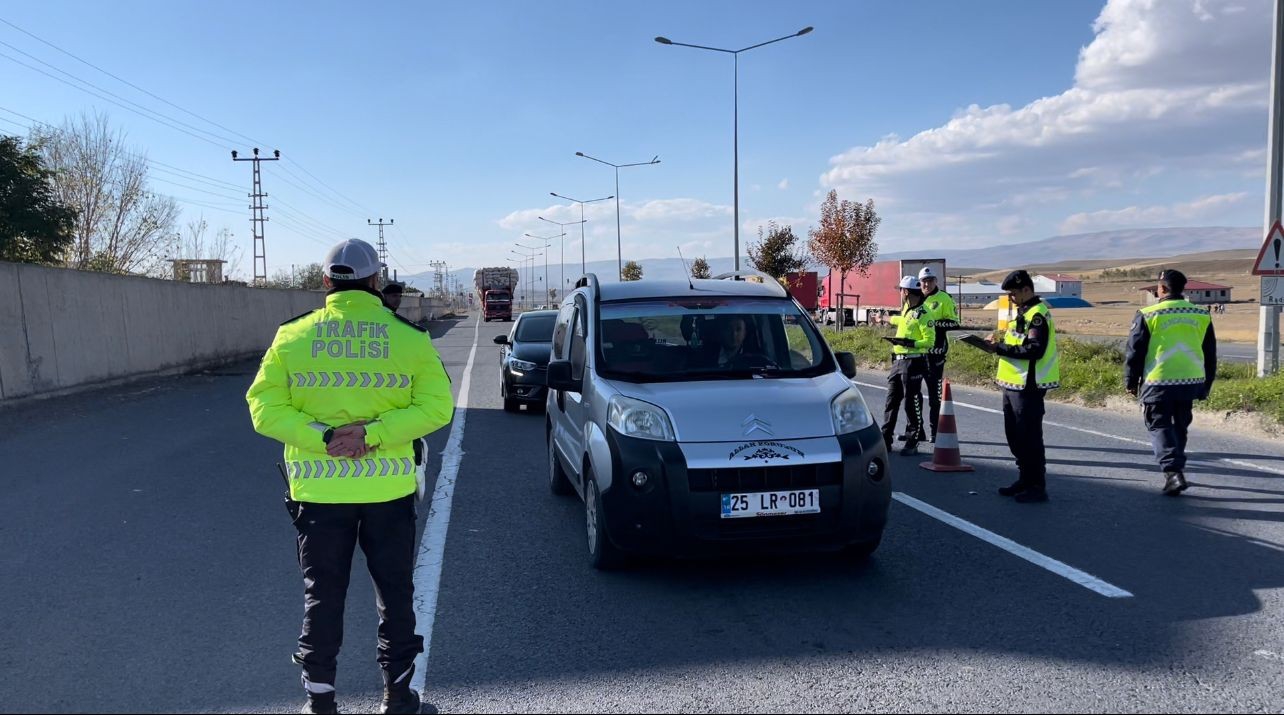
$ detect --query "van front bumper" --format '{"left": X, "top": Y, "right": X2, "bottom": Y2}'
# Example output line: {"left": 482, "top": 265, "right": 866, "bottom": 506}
{"left": 600, "top": 427, "right": 891, "bottom": 557}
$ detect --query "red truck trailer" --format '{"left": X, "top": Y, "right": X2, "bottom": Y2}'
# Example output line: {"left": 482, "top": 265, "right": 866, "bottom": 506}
{"left": 819, "top": 258, "right": 946, "bottom": 324}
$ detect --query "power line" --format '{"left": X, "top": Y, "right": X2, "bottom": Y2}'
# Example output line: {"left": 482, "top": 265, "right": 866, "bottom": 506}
{"left": 149, "top": 176, "right": 244, "bottom": 203}
{"left": 0, "top": 48, "right": 231, "bottom": 149}
{"left": 0, "top": 37, "right": 243, "bottom": 149}
{"left": 0, "top": 15, "right": 273, "bottom": 148}
{"left": 285, "top": 157, "right": 375, "bottom": 215}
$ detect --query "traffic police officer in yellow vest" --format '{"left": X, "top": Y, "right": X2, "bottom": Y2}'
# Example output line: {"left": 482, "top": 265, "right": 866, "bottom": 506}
{"left": 247, "top": 238, "right": 453, "bottom": 715}
{"left": 986, "top": 270, "right": 1059, "bottom": 503}
{"left": 883, "top": 276, "right": 936, "bottom": 456}
{"left": 917, "top": 266, "right": 959, "bottom": 443}
{"left": 1124, "top": 269, "right": 1216, "bottom": 495}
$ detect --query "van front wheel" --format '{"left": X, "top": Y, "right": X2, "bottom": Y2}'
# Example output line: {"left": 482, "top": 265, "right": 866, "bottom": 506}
{"left": 585, "top": 475, "right": 625, "bottom": 570}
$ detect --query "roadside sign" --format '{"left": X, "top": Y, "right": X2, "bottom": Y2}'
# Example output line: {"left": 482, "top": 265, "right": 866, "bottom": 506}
{"left": 1252, "top": 220, "right": 1284, "bottom": 275}
{"left": 1264, "top": 276, "right": 1284, "bottom": 305}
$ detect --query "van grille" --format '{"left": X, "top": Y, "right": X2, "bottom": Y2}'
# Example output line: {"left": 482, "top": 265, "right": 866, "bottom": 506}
{"left": 687, "top": 462, "right": 843, "bottom": 493}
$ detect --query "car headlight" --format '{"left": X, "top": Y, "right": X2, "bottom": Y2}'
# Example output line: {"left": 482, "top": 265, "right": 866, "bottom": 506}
{"left": 608, "top": 395, "right": 675, "bottom": 442}
{"left": 508, "top": 357, "right": 537, "bottom": 372}
{"left": 831, "top": 387, "right": 874, "bottom": 435}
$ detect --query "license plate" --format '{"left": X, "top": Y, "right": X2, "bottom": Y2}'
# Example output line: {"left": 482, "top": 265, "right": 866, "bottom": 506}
{"left": 721, "top": 489, "right": 820, "bottom": 519}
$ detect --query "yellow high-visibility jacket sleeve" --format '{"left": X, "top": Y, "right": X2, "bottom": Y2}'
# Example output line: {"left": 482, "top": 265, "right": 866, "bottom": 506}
{"left": 888, "top": 315, "right": 903, "bottom": 326}
{"left": 912, "top": 319, "right": 937, "bottom": 351}
{"left": 365, "top": 347, "right": 454, "bottom": 448}
{"left": 246, "top": 341, "right": 327, "bottom": 453}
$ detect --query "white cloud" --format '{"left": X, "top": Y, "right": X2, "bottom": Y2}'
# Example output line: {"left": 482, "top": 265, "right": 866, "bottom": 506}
{"left": 820, "top": 0, "right": 1270, "bottom": 246}
{"left": 778, "top": 178, "right": 790, "bottom": 191}
{"left": 1059, "top": 192, "right": 1249, "bottom": 233}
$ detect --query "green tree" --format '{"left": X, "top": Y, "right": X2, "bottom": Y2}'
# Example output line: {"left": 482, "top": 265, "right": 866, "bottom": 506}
{"left": 690, "top": 256, "right": 711, "bottom": 279}
{"left": 621, "top": 260, "right": 643, "bottom": 281}
{"left": 0, "top": 135, "right": 76, "bottom": 265}
{"left": 748, "top": 221, "right": 810, "bottom": 279}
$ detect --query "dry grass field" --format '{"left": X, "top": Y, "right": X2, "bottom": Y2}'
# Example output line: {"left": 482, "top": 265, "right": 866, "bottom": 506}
{"left": 971, "top": 249, "right": 1263, "bottom": 341}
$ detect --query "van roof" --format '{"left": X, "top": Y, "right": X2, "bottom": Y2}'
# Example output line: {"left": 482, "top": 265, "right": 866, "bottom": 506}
{"left": 598, "top": 278, "right": 787, "bottom": 302}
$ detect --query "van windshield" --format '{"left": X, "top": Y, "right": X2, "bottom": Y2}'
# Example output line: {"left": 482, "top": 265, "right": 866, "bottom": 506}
{"left": 596, "top": 297, "right": 833, "bottom": 382}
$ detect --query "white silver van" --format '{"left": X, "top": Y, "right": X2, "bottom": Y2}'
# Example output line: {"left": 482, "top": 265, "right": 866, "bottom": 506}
{"left": 545, "top": 273, "right": 891, "bottom": 569}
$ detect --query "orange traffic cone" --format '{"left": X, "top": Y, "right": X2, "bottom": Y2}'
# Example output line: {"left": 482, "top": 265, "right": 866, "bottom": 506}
{"left": 920, "top": 379, "right": 974, "bottom": 472}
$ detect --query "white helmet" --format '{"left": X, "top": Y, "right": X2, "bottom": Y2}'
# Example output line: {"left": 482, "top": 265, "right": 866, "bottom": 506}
{"left": 898, "top": 276, "right": 922, "bottom": 290}
{"left": 918, "top": 266, "right": 936, "bottom": 280}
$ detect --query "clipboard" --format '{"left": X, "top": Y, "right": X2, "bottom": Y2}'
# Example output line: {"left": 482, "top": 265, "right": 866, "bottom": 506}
{"left": 955, "top": 333, "right": 996, "bottom": 352}
{"left": 881, "top": 336, "right": 914, "bottom": 348}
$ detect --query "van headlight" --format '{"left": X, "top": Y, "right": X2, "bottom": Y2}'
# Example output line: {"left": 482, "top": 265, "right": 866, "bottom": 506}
{"left": 831, "top": 387, "right": 874, "bottom": 435}
{"left": 608, "top": 395, "right": 675, "bottom": 441}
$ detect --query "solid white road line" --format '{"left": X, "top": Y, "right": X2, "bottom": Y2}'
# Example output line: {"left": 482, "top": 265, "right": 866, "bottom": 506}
{"left": 892, "top": 492, "right": 1134, "bottom": 598}
{"left": 410, "top": 313, "right": 480, "bottom": 696}
{"left": 854, "top": 379, "right": 1284, "bottom": 477}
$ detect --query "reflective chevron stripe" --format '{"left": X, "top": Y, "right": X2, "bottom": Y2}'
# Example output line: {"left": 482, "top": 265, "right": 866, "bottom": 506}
{"left": 286, "top": 458, "right": 417, "bottom": 480}
{"left": 286, "top": 372, "right": 414, "bottom": 388}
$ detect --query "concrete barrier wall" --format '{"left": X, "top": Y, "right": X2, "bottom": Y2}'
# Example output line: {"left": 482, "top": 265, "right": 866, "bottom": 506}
{"left": 0, "top": 262, "right": 448, "bottom": 403}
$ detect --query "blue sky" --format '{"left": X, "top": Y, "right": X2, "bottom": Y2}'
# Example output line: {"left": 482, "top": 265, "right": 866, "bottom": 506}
{"left": 0, "top": 0, "right": 1272, "bottom": 282}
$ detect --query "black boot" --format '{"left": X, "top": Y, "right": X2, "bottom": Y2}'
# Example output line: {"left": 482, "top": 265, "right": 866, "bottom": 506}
{"left": 1014, "top": 487, "right": 1049, "bottom": 503}
{"left": 300, "top": 671, "right": 339, "bottom": 715}
{"left": 302, "top": 693, "right": 339, "bottom": 715}
{"left": 998, "top": 480, "right": 1026, "bottom": 497}
{"left": 381, "top": 665, "right": 421, "bottom": 715}
{"left": 899, "top": 439, "right": 919, "bottom": 456}
{"left": 1162, "top": 471, "right": 1186, "bottom": 496}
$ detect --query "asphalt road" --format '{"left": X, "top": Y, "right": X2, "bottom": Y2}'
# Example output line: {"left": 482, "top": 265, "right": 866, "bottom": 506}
{"left": 1, "top": 314, "right": 1282, "bottom": 713}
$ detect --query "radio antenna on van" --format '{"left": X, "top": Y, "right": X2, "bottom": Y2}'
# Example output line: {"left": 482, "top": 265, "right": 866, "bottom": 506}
{"left": 676, "top": 246, "right": 695, "bottom": 290}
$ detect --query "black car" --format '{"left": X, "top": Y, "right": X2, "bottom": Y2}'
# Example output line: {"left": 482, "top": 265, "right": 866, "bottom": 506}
{"left": 495, "top": 310, "right": 558, "bottom": 412}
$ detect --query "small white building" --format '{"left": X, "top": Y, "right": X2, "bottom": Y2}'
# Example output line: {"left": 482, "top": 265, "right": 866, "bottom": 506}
{"left": 954, "top": 281, "right": 1006, "bottom": 307}
{"left": 1034, "top": 273, "right": 1083, "bottom": 298}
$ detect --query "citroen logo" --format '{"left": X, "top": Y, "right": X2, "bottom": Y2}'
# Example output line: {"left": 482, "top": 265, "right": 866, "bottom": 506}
{"left": 742, "top": 414, "right": 773, "bottom": 437}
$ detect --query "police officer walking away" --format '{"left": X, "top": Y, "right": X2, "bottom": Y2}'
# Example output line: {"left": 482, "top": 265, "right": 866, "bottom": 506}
{"left": 1124, "top": 269, "right": 1216, "bottom": 495}
{"left": 247, "top": 238, "right": 454, "bottom": 714}
{"left": 986, "top": 270, "right": 1060, "bottom": 503}
{"left": 917, "top": 266, "right": 959, "bottom": 443}
{"left": 882, "top": 276, "right": 937, "bottom": 456}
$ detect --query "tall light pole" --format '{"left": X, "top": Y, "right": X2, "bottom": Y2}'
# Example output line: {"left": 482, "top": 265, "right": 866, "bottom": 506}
{"left": 655, "top": 26, "right": 813, "bottom": 271}
{"left": 505, "top": 257, "right": 526, "bottom": 310}
{"left": 509, "top": 250, "right": 536, "bottom": 310}
{"left": 550, "top": 192, "right": 612, "bottom": 277}
{"left": 1260, "top": 0, "right": 1284, "bottom": 376}
{"left": 575, "top": 153, "right": 659, "bottom": 280}
{"left": 523, "top": 235, "right": 555, "bottom": 306}
{"left": 538, "top": 216, "right": 586, "bottom": 295}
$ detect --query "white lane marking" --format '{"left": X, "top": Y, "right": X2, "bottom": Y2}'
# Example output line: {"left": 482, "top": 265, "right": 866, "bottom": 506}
{"left": 892, "top": 492, "right": 1134, "bottom": 599}
{"left": 411, "top": 313, "right": 480, "bottom": 696}
{"left": 854, "top": 379, "right": 1284, "bottom": 477}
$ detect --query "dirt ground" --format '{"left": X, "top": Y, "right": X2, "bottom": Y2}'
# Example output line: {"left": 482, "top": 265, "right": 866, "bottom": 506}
{"left": 971, "top": 249, "right": 1265, "bottom": 341}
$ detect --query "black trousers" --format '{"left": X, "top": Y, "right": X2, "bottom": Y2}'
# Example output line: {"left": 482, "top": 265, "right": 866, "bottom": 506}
{"left": 1143, "top": 399, "right": 1194, "bottom": 473}
{"left": 291, "top": 495, "right": 423, "bottom": 687}
{"left": 1002, "top": 389, "right": 1047, "bottom": 490}
{"left": 883, "top": 357, "right": 928, "bottom": 443}
{"left": 923, "top": 356, "right": 946, "bottom": 439}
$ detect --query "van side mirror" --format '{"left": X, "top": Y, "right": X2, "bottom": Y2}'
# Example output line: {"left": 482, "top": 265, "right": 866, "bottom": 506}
{"left": 546, "top": 360, "right": 581, "bottom": 393}
{"left": 493, "top": 335, "right": 509, "bottom": 345}
{"left": 835, "top": 352, "right": 857, "bottom": 379}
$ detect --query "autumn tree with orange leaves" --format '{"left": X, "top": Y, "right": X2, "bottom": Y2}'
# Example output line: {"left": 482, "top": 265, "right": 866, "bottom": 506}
{"left": 807, "top": 190, "right": 880, "bottom": 330}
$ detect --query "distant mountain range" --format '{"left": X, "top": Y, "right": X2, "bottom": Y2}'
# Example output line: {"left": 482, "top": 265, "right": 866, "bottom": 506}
{"left": 879, "top": 227, "right": 1261, "bottom": 270}
{"left": 399, "top": 226, "right": 1263, "bottom": 290}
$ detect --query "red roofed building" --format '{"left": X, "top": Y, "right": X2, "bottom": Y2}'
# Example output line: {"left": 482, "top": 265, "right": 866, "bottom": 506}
{"left": 1139, "top": 280, "right": 1232, "bottom": 305}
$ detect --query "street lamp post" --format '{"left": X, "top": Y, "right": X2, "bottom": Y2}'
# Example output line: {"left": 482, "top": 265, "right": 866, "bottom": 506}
{"left": 550, "top": 192, "right": 613, "bottom": 277}
{"left": 655, "top": 26, "right": 813, "bottom": 271}
{"left": 574, "top": 153, "right": 659, "bottom": 280}
{"left": 537, "top": 216, "right": 586, "bottom": 297}
{"left": 523, "top": 235, "right": 556, "bottom": 306}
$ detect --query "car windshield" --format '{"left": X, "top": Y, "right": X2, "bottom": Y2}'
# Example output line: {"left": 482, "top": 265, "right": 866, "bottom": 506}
{"left": 486, "top": 293, "right": 509, "bottom": 303}
{"left": 515, "top": 314, "right": 556, "bottom": 342}
{"left": 597, "top": 297, "right": 832, "bottom": 382}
